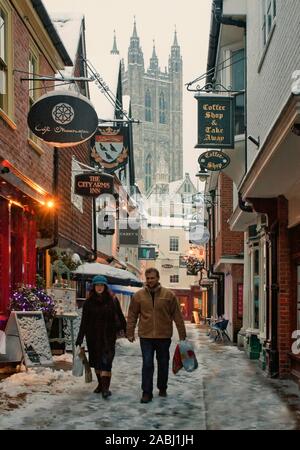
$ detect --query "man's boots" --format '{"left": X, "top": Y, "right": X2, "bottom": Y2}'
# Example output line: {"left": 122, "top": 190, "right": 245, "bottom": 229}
{"left": 94, "top": 373, "right": 102, "bottom": 393}
{"left": 101, "top": 375, "right": 112, "bottom": 399}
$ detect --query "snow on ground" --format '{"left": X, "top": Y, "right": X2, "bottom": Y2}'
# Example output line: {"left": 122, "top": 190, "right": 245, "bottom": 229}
{"left": 0, "top": 324, "right": 299, "bottom": 430}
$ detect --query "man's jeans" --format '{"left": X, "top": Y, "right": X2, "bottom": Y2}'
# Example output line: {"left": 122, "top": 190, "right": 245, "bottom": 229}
{"left": 140, "top": 338, "right": 172, "bottom": 395}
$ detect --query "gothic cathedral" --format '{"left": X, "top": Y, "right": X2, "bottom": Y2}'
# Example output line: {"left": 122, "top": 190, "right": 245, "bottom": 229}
{"left": 122, "top": 20, "right": 183, "bottom": 194}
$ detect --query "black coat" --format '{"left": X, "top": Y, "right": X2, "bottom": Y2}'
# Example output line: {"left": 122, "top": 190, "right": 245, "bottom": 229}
{"left": 75, "top": 292, "right": 126, "bottom": 369}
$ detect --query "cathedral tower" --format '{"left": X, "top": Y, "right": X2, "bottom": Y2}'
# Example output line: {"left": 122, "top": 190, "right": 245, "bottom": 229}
{"left": 122, "top": 22, "right": 183, "bottom": 193}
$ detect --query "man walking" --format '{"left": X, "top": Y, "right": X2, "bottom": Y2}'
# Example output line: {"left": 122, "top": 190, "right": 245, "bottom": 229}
{"left": 126, "top": 268, "right": 187, "bottom": 403}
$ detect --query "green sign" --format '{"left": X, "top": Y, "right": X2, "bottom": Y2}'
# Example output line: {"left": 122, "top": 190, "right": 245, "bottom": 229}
{"left": 138, "top": 247, "right": 156, "bottom": 260}
{"left": 198, "top": 151, "right": 231, "bottom": 171}
{"left": 195, "top": 95, "right": 235, "bottom": 149}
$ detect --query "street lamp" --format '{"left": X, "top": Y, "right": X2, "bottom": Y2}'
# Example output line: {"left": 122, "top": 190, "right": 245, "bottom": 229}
{"left": 195, "top": 165, "right": 210, "bottom": 182}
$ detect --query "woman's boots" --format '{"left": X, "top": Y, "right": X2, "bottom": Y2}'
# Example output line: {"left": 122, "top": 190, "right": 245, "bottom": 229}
{"left": 94, "top": 371, "right": 112, "bottom": 398}
{"left": 101, "top": 371, "right": 112, "bottom": 399}
{"left": 94, "top": 372, "right": 102, "bottom": 393}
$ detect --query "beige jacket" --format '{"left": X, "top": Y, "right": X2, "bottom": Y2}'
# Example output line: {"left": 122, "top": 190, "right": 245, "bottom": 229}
{"left": 126, "top": 285, "right": 187, "bottom": 340}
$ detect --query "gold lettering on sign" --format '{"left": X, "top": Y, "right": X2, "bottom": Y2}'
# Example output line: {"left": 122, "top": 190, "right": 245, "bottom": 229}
{"left": 200, "top": 100, "right": 231, "bottom": 146}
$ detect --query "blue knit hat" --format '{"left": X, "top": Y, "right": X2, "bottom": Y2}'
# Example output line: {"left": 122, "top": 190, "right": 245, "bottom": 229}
{"left": 92, "top": 275, "right": 108, "bottom": 286}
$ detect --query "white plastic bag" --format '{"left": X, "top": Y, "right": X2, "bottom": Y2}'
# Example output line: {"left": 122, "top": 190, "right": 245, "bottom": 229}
{"left": 178, "top": 340, "right": 198, "bottom": 372}
{"left": 72, "top": 346, "right": 84, "bottom": 377}
{"left": 0, "top": 330, "right": 6, "bottom": 354}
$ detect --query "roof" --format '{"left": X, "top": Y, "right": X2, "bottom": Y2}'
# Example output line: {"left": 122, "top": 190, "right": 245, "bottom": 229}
{"left": 31, "top": 0, "right": 72, "bottom": 66}
{"left": 51, "top": 13, "right": 84, "bottom": 75}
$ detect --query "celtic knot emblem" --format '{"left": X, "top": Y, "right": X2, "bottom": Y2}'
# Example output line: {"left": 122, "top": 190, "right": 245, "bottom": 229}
{"left": 52, "top": 103, "right": 75, "bottom": 125}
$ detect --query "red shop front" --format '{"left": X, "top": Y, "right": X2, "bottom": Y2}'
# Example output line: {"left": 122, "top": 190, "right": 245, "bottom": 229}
{"left": 0, "top": 186, "right": 41, "bottom": 328}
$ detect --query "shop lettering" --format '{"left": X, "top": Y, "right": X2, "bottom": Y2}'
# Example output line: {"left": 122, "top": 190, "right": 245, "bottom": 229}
{"left": 203, "top": 104, "right": 226, "bottom": 111}
{"left": 35, "top": 125, "right": 89, "bottom": 139}
{"left": 205, "top": 126, "right": 224, "bottom": 134}
{"left": 205, "top": 112, "right": 224, "bottom": 120}
{"left": 204, "top": 135, "right": 225, "bottom": 142}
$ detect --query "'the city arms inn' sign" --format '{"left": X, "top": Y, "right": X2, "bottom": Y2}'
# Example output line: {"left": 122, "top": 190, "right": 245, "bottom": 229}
{"left": 195, "top": 95, "right": 235, "bottom": 149}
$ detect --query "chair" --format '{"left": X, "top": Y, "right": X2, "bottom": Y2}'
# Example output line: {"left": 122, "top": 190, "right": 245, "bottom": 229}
{"left": 211, "top": 319, "right": 230, "bottom": 342}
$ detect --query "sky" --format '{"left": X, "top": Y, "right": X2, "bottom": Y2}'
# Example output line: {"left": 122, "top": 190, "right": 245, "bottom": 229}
{"left": 43, "top": 0, "right": 212, "bottom": 188}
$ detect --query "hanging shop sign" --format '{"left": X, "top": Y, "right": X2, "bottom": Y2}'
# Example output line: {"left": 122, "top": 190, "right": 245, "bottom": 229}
{"left": 119, "top": 219, "right": 140, "bottom": 246}
{"left": 189, "top": 224, "right": 210, "bottom": 245}
{"left": 74, "top": 172, "right": 114, "bottom": 197}
{"left": 138, "top": 246, "right": 156, "bottom": 260}
{"left": 27, "top": 91, "right": 98, "bottom": 148}
{"left": 198, "top": 151, "right": 231, "bottom": 172}
{"left": 195, "top": 95, "right": 235, "bottom": 149}
{"left": 98, "top": 212, "right": 115, "bottom": 236}
{"left": 91, "top": 126, "right": 129, "bottom": 173}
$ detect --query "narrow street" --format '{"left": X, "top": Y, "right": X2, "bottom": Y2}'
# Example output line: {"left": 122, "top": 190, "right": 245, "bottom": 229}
{"left": 0, "top": 324, "right": 299, "bottom": 430}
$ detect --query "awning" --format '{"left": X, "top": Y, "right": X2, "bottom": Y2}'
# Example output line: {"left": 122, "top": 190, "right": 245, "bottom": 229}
{"left": 108, "top": 284, "right": 139, "bottom": 296}
{"left": 71, "top": 262, "right": 143, "bottom": 287}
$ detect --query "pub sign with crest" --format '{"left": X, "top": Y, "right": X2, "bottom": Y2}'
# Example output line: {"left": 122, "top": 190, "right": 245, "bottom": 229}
{"left": 91, "top": 126, "right": 129, "bottom": 173}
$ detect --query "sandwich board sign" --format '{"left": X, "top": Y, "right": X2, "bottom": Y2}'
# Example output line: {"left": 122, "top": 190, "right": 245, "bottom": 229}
{"left": 5, "top": 311, "right": 53, "bottom": 367}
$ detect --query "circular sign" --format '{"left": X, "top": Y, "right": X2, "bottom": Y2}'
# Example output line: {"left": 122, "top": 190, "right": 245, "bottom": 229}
{"left": 198, "top": 150, "right": 230, "bottom": 171}
{"left": 28, "top": 91, "right": 98, "bottom": 148}
{"left": 189, "top": 224, "right": 210, "bottom": 245}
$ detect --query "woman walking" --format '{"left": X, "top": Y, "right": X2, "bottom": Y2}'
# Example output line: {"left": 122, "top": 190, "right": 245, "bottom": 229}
{"left": 75, "top": 275, "right": 126, "bottom": 398}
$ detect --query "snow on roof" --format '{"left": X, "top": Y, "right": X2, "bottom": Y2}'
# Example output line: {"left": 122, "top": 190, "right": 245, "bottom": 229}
{"left": 50, "top": 13, "right": 83, "bottom": 82}
{"left": 89, "top": 53, "right": 121, "bottom": 120}
{"left": 51, "top": 13, "right": 83, "bottom": 65}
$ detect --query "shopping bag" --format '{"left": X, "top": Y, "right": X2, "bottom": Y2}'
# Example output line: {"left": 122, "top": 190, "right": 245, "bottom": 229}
{"left": 178, "top": 340, "right": 198, "bottom": 372}
{"left": 72, "top": 346, "right": 84, "bottom": 377}
{"left": 172, "top": 343, "right": 183, "bottom": 374}
{"left": 81, "top": 351, "right": 93, "bottom": 383}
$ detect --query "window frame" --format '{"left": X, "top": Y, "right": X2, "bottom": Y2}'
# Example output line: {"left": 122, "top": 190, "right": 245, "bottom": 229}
{"left": 262, "top": 0, "right": 277, "bottom": 47}
{"left": 0, "top": 0, "right": 13, "bottom": 118}
{"left": 145, "top": 89, "right": 152, "bottom": 122}
{"left": 170, "top": 274, "right": 179, "bottom": 284}
{"left": 145, "top": 154, "right": 152, "bottom": 192}
{"left": 28, "top": 43, "right": 41, "bottom": 144}
{"left": 159, "top": 91, "right": 166, "bottom": 124}
{"left": 169, "top": 236, "right": 179, "bottom": 252}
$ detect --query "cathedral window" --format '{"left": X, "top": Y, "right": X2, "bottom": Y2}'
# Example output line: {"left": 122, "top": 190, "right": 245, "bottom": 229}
{"left": 145, "top": 89, "right": 152, "bottom": 121}
{"left": 145, "top": 154, "right": 152, "bottom": 191}
{"left": 159, "top": 92, "right": 166, "bottom": 124}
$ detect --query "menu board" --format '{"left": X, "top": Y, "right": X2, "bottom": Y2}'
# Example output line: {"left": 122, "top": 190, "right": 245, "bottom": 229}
{"left": 5, "top": 311, "right": 53, "bottom": 367}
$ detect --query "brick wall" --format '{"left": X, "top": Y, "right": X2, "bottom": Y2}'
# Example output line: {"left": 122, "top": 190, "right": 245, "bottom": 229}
{"left": 0, "top": 8, "right": 54, "bottom": 194}
{"left": 231, "top": 264, "right": 244, "bottom": 340}
{"left": 277, "top": 196, "right": 293, "bottom": 377}
{"left": 215, "top": 173, "right": 244, "bottom": 263}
